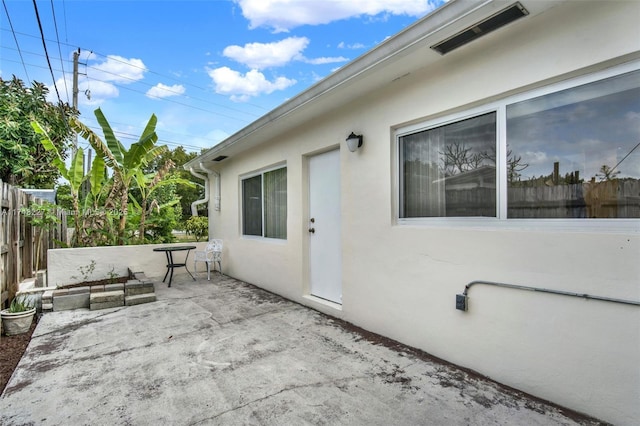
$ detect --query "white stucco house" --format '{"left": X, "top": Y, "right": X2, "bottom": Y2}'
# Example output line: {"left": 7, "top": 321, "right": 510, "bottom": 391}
{"left": 185, "top": 1, "right": 640, "bottom": 424}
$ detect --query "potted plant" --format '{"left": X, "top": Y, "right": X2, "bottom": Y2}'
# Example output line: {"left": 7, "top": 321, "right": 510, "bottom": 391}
{"left": 1, "top": 296, "right": 36, "bottom": 336}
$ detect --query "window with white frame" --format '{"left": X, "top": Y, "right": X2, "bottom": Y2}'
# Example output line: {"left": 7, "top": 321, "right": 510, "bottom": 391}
{"left": 400, "top": 112, "right": 497, "bottom": 218}
{"left": 242, "top": 166, "right": 287, "bottom": 239}
{"left": 398, "top": 66, "right": 640, "bottom": 221}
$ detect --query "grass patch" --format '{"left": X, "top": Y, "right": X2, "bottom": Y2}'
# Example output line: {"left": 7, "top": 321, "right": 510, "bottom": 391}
{"left": 173, "top": 232, "right": 203, "bottom": 243}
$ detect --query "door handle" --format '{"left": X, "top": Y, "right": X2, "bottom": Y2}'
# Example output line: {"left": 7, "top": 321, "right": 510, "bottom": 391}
{"left": 308, "top": 228, "right": 315, "bottom": 233}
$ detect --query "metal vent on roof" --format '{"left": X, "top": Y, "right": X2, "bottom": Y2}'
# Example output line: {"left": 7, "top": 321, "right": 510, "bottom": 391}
{"left": 213, "top": 155, "right": 228, "bottom": 162}
{"left": 431, "top": 2, "right": 528, "bottom": 55}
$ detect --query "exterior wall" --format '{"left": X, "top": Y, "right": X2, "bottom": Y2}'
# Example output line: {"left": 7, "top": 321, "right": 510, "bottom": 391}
{"left": 206, "top": 2, "right": 639, "bottom": 425}
{"left": 47, "top": 242, "right": 207, "bottom": 286}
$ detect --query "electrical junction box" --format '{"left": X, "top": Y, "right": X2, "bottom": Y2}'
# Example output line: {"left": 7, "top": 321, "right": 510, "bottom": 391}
{"left": 456, "top": 294, "right": 467, "bottom": 311}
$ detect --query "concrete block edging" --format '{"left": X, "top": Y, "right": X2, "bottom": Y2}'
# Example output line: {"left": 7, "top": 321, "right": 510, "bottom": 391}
{"left": 42, "top": 269, "right": 156, "bottom": 313}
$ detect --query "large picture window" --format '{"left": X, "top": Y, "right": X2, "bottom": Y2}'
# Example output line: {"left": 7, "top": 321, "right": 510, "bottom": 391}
{"left": 398, "top": 66, "right": 640, "bottom": 222}
{"left": 506, "top": 70, "right": 640, "bottom": 219}
{"left": 242, "top": 167, "right": 287, "bottom": 239}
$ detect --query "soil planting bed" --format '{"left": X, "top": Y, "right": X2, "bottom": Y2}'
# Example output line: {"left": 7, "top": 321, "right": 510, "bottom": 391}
{"left": 58, "top": 276, "right": 129, "bottom": 289}
{"left": 0, "top": 317, "right": 37, "bottom": 393}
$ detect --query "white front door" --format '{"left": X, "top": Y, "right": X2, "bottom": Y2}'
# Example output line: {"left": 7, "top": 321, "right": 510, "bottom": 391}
{"left": 308, "top": 149, "right": 342, "bottom": 304}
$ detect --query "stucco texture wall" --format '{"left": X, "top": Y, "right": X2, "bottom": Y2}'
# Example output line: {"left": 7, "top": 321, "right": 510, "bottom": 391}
{"left": 205, "top": 2, "right": 640, "bottom": 425}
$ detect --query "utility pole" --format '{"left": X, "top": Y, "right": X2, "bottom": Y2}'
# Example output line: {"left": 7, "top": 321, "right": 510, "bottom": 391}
{"left": 72, "top": 48, "right": 80, "bottom": 156}
{"left": 72, "top": 48, "right": 91, "bottom": 197}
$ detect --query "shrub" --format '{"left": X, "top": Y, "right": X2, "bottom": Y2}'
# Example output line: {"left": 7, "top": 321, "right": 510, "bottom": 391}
{"left": 185, "top": 216, "right": 208, "bottom": 242}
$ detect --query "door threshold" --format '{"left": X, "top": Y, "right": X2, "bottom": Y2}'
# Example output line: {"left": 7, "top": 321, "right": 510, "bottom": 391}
{"left": 304, "top": 294, "right": 342, "bottom": 311}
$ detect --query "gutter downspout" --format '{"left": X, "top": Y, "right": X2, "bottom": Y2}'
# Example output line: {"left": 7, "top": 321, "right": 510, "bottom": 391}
{"left": 199, "top": 162, "right": 221, "bottom": 212}
{"left": 189, "top": 167, "right": 209, "bottom": 216}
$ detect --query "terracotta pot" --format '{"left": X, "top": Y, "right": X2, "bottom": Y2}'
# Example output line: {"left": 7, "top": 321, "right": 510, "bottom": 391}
{"left": 1, "top": 308, "right": 36, "bottom": 336}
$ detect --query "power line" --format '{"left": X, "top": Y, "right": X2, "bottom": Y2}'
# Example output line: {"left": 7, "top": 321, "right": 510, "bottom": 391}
{"left": 50, "top": 0, "right": 70, "bottom": 101}
{"left": 81, "top": 116, "right": 221, "bottom": 147}
{"left": 61, "top": 0, "right": 68, "bottom": 43}
{"left": 84, "top": 75, "right": 254, "bottom": 123}
{"left": 81, "top": 63, "right": 260, "bottom": 119}
{"left": 79, "top": 123, "right": 208, "bottom": 152}
{"left": 610, "top": 141, "right": 640, "bottom": 175}
{"left": 84, "top": 48, "right": 268, "bottom": 112}
{"left": 31, "top": 0, "right": 62, "bottom": 104}
{"left": 1, "top": 53, "right": 255, "bottom": 126}
{"left": 2, "top": 0, "right": 31, "bottom": 82}
{"left": 1, "top": 43, "right": 263, "bottom": 121}
{"left": 0, "top": 27, "right": 269, "bottom": 113}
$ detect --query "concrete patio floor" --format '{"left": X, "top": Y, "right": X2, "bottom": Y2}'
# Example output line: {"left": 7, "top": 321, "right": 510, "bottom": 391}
{"left": 0, "top": 273, "right": 604, "bottom": 425}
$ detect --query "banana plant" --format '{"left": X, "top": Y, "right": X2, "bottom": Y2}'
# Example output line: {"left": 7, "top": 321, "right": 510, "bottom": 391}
{"left": 70, "top": 108, "right": 167, "bottom": 245}
{"left": 31, "top": 121, "right": 84, "bottom": 246}
{"left": 77, "top": 155, "right": 114, "bottom": 247}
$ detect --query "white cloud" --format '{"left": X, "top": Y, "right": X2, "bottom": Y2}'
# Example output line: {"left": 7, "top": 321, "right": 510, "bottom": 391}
{"left": 223, "top": 36, "right": 349, "bottom": 70}
{"left": 223, "top": 37, "right": 309, "bottom": 69}
{"left": 521, "top": 150, "right": 549, "bottom": 168}
{"left": 79, "top": 80, "right": 120, "bottom": 105}
{"left": 625, "top": 110, "right": 640, "bottom": 121}
{"left": 303, "top": 56, "right": 349, "bottom": 65}
{"left": 146, "top": 83, "right": 186, "bottom": 99}
{"left": 88, "top": 55, "right": 147, "bottom": 84}
{"left": 207, "top": 67, "right": 296, "bottom": 101}
{"left": 48, "top": 54, "right": 147, "bottom": 105}
{"left": 235, "top": 0, "right": 440, "bottom": 32}
{"left": 338, "top": 41, "right": 366, "bottom": 49}
{"left": 48, "top": 77, "right": 119, "bottom": 106}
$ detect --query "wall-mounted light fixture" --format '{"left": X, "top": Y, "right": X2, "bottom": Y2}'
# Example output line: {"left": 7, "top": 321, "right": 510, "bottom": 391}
{"left": 346, "top": 132, "right": 363, "bottom": 152}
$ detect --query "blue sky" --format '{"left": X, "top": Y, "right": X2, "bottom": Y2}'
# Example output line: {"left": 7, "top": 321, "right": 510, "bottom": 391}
{"left": 1, "top": 0, "right": 445, "bottom": 153}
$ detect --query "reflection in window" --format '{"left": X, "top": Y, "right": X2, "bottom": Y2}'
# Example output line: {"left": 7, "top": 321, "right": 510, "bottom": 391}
{"left": 400, "top": 112, "right": 496, "bottom": 218}
{"left": 242, "top": 175, "right": 262, "bottom": 236}
{"left": 242, "top": 167, "right": 287, "bottom": 238}
{"left": 506, "top": 70, "right": 640, "bottom": 218}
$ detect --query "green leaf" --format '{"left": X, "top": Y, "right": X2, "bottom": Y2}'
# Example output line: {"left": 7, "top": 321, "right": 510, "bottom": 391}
{"left": 159, "top": 198, "right": 180, "bottom": 209}
{"left": 140, "top": 113, "right": 157, "bottom": 142}
{"left": 69, "top": 116, "right": 118, "bottom": 171}
{"left": 94, "top": 108, "right": 124, "bottom": 165}
{"left": 68, "top": 148, "right": 85, "bottom": 190}
{"left": 31, "top": 121, "right": 68, "bottom": 181}
{"left": 89, "top": 155, "right": 106, "bottom": 198}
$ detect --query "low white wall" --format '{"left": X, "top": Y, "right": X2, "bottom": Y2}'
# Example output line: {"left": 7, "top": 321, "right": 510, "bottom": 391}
{"left": 47, "top": 242, "right": 207, "bottom": 287}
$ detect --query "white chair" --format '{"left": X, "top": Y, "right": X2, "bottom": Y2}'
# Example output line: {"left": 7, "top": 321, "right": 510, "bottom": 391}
{"left": 193, "top": 239, "right": 223, "bottom": 280}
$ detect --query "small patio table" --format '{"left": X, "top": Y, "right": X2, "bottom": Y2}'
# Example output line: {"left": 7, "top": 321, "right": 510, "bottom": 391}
{"left": 153, "top": 245, "right": 197, "bottom": 287}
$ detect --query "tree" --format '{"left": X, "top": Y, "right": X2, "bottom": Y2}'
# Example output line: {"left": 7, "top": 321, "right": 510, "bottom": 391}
{"left": 440, "top": 142, "right": 488, "bottom": 176}
{"left": 185, "top": 216, "right": 208, "bottom": 242}
{"left": 0, "top": 76, "right": 77, "bottom": 187}
{"left": 70, "top": 108, "right": 168, "bottom": 244}
{"left": 25, "top": 201, "right": 60, "bottom": 270}
{"left": 130, "top": 185, "right": 181, "bottom": 244}
{"left": 595, "top": 164, "right": 621, "bottom": 181}
{"left": 506, "top": 150, "right": 529, "bottom": 183}
{"left": 147, "top": 146, "right": 205, "bottom": 222}
{"left": 131, "top": 159, "right": 194, "bottom": 243}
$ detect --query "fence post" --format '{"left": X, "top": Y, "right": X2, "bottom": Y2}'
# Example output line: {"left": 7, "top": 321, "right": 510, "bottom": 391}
{"left": 1, "top": 180, "right": 9, "bottom": 307}
{"left": 0, "top": 179, "right": 66, "bottom": 306}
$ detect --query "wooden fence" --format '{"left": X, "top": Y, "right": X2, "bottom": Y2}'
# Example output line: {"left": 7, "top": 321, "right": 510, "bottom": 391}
{"left": 508, "top": 179, "right": 640, "bottom": 218}
{"left": 0, "top": 180, "right": 67, "bottom": 308}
